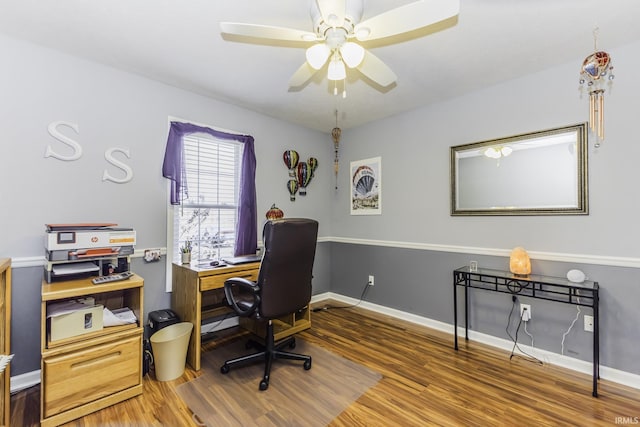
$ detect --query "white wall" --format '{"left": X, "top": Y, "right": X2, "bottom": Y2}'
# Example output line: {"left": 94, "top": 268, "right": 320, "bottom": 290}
{"left": 0, "top": 34, "right": 333, "bottom": 259}
{"left": 0, "top": 34, "right": 334, "bottom": 377}
{"left": 332, "top": 40, "right": 640, "bottom": 261}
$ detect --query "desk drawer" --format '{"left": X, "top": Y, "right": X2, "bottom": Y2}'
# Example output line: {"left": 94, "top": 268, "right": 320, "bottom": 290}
{"left": 42, "top": 334, "right": 141, "bottom": 418}
{"left": 200, "top": 269, "right": 259, "bottom": 292}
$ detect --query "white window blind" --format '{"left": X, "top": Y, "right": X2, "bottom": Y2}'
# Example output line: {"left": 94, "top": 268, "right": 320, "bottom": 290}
{"left": 171, "top": 132, "right": 244, "bottom": 263}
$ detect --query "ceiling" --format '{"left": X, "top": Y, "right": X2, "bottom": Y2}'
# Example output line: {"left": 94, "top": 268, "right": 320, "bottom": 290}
{"left": 1, "top": 0, "right": 640, "bottom": 133}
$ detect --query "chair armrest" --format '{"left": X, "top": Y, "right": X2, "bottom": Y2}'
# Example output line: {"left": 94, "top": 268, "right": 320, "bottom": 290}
{"left": 224, "top": 277, "right": 260, "bottom": 317}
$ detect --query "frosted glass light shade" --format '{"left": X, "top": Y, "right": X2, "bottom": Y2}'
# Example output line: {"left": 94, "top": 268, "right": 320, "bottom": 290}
{"left": 484, "top": 147, "right": 500, "bottom": 159}
{"left": 328, "top": 59, "right": 346, "bottom": 80}
{"left": 340, "top": 42, "right": 365, "bottom": 68}
{"left": 306, "top": 44, "right": 331, "bottom": 70}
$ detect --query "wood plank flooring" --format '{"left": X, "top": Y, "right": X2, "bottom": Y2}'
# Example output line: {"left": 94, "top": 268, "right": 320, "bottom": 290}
{"left": 12, "top": 301, "right": 640, "bottom": 426}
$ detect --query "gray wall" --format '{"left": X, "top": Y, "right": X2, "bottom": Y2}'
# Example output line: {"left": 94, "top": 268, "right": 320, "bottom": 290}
{"left": 330, "top": 243, "right": 638, "bottom": 374}
{"left": 331, "top": 40, "right": 640, "bottom": 256}
{"left": 0, "top": 34, "right": 333, "bottom": 375}
{"left": 328, "top": 39, "right": 640, "bottom": 376}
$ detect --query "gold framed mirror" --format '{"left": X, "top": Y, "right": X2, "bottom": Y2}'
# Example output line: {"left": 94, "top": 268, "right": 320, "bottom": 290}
{"left": 450, "top": 123, "right": 588, "bottom": 216}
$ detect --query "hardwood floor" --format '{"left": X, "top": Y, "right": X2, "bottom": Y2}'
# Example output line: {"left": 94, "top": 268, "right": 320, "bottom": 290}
{"left": 12, "top": 301, "right": 640, "bottom": 426}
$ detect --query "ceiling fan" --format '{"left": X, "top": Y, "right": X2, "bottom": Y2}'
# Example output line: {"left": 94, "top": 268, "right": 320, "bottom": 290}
{"left": 220, "top": 0, "right": 460, "bottom": 90}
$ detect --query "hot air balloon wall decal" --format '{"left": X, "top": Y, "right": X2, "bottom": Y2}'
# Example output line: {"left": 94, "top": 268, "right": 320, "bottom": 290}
{"left": 287, "top": 179, "right": 299, "bottom": 201}
{"left": 296, "top": 162, "right": 312, "bottom": 196}
{"left": 282, "top": 150, "right": 318, "bottom": 201}
{"left": 282, "top": 150, "right": 299, "bottom": 177}
{"left": 350, "top": 156, "right": 382, "bottom": 216}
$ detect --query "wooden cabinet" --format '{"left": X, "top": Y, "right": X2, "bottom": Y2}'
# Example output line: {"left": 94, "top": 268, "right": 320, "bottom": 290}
{"left": 0, "top": 259, "right": 11, "bottom": 427}
{"left": 40, "top": 274, "right": 144, "bottom": 427}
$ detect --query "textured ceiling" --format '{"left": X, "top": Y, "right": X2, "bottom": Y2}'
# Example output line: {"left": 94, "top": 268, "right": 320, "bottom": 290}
{"left": 1, "top": 0, "right": 639, "bottom": 133}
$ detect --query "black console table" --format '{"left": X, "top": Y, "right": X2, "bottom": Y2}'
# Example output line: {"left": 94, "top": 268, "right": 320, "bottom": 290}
{"left": 453, "top": 266, "right": 600, "bottom": 397}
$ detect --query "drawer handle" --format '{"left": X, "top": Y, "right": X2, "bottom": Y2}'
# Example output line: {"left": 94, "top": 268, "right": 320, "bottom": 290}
{"left": 71, "top": 351, "right": 122, "bottom": 370}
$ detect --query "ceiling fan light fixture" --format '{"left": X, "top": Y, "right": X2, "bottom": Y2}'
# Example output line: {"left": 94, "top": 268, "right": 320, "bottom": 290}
{"left": 328, "top": 58, "right": 346, "bottom": 81}
{"left": 355, "top": 27, "right": 371, "bottom": 41}
{"left": 340, "top": 42, "right": 365, "bottom": 68}
{"left": 326, "top": 13, "right": 341, "bottom": 27}
{"left": 306, "top": 43, "right": 331, "bottom": 70}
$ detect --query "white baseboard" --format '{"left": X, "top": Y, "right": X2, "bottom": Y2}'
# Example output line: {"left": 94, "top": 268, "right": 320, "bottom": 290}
{"left": 313, "top": 292, "right": 640, "bottom": 391}
{"left": 10, "top": 369, "right": 40, "bottom": 394}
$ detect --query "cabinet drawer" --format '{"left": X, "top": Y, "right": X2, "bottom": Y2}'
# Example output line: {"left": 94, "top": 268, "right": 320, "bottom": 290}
{"left": 42, "top": 334, "right": 141, "bottom": 418}
{"left": 200, "top": 269, "right": 259, "bottom": 292}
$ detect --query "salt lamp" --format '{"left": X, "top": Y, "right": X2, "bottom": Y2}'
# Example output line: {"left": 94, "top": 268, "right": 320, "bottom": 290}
{"left": 509, "top": 247, "right": 531, "bottom": 276}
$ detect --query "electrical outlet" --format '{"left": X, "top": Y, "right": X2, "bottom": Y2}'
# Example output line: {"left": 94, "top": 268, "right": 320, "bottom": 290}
{"left": 520, "top": 303, "right": 531, "bottom": 321}
{"left": 584, "top": 315, "right": 594, "bottom": 332}
{"left": 143, "top": 249, "right": 161, "bottom": 263}
{"left": 368, "top": 275, "right": 375, "bottom": 286}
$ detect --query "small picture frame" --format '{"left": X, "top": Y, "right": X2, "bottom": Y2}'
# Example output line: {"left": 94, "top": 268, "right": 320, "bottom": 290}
{"left": 350, "top": 156, "right": 382, "bottom": 215}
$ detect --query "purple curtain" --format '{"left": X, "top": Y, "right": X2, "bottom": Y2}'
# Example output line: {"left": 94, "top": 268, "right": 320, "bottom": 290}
{"left": 162, "top": 121, "right": 257, "bottom": 256}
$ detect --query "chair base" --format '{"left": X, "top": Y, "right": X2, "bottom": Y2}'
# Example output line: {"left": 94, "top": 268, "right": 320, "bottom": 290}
{"left": 220, "top": 321, "right": 311, "bottom": 390}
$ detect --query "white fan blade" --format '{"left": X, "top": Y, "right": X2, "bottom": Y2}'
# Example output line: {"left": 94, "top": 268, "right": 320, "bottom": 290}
{"left": 289, "top": 62, "right": 318, "bottom": 88}
{"left": 357, "top": 50, "right": 397, "bottom": 87}
{"left": 316, "top": 0, "right": 346, "bottom": 27}
{"left": 354, "top": 0, "right": 460, "bottom": 42}
{"left": 220, "top": 22, "right": 317, "bottom": 43}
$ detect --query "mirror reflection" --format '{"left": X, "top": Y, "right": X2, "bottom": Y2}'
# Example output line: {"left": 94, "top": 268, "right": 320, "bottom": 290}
{"left": 450, "top": 123, "right": 588, "bottom": 216}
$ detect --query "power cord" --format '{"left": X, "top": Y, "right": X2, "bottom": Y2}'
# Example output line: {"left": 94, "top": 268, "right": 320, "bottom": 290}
{"left": 507, "top": 296, "right": 543, "bottom": 365}
{"left": 312, "top": 279, "right": 371, "bottom": 312}
{"left": 561, "top": 297, "right": 582, "bottom": 355}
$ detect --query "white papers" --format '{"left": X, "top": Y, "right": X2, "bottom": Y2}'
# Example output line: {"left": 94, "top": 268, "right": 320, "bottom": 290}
{"left": 103, "top": 307, "right": 137, "bottom": 327}
{"left": 47, "top": 300, "right": 97, "bottom": 318}
{"left": 51, "top": 261, "right": 100, "bottom": 275}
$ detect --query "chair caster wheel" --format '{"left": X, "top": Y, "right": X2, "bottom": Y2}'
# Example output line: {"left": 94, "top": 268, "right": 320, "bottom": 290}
{"left": 259, "top": 380, "right": 269, "bottom": 390}
{"left": 220, "top": 364, "right": 230, "bottom": 374}
{"left": 304, "top": 359, "right": 312, "bottom": 370}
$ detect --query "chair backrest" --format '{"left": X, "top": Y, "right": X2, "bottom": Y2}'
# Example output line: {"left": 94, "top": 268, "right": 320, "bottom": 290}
{"left": 257, "top": 218, "right": 319, "bottom": 319}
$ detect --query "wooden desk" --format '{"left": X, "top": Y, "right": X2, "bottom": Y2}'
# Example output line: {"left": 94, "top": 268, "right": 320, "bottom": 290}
{"left": 171, "top": 262, "right": 260, "bottom": 371}
{"left": 171, "top": 261, "right": 312, "bottom": 371}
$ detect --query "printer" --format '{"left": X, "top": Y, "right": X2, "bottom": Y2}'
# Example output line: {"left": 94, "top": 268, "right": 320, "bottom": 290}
{"left": 44, "top": 223, "right": 135, "bottom": 283}
{"left": 45, "top": 223, "right": 136, "bottom": 261}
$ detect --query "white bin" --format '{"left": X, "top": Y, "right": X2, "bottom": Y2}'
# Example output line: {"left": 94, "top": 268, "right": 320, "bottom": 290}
{"left": 150, "top": 322, "right": 193, "bottom": 381}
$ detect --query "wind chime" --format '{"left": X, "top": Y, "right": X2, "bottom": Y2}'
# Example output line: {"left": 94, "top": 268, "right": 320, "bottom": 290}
{"left": 579, "top": 28, "right": 614, "bottom": 147}
{"left": 331, "top": 109, "right": 341, "bottom": 190}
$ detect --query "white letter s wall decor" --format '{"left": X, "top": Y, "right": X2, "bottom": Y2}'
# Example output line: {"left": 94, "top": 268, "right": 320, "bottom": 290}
{"left": 45, "top": 121, "right": 82, "bottom": 161}
{"left": 103, "top": 147, "right": 133, "bottom": 184}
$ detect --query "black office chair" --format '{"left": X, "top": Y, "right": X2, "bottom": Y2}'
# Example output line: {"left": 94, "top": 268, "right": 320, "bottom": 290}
{"left": 221, "top": 218, "right": 319, "bottom": 390}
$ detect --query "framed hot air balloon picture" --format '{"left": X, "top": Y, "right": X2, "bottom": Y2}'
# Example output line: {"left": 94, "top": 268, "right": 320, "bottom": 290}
{"left": 350, "top": 156, "right": 382, "bottom": 215}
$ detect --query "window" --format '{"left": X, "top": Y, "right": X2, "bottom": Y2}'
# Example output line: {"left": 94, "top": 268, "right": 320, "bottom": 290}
{"left": 170, "top": 133, "right": 244, "bottom": 263}
{"left": 163, "top": 120, "right": 257, "bottom": 291}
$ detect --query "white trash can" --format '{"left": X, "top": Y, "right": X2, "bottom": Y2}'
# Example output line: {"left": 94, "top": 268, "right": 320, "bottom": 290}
{"left": 150, "top": 322, "right": 193, "bottom": 381}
